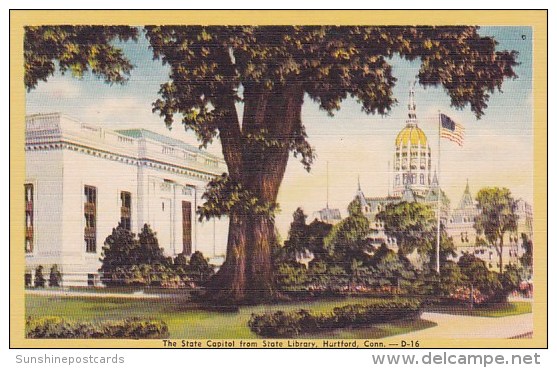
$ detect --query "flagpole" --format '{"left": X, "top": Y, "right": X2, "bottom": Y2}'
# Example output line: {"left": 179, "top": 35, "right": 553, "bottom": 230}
{"left": 436, "top": 111, "right": 441, "bottom": 274}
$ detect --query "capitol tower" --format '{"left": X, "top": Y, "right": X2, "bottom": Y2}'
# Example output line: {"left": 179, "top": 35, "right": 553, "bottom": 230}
{"left": 392, "top": 84, "right": 432, "bottom": 197}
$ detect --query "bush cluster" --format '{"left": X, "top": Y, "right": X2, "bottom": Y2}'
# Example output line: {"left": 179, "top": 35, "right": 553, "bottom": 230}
{"left": 248, "top": 298, "right": 421, "bottom": 337}
{"left": 100, "top": 224, "right": 214, "bottom": 288}
{"left": 26, "top": 316, "right": 169, "bottom": 339}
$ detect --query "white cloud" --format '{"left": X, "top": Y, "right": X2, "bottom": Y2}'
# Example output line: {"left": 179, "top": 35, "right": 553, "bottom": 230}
{"left": 27, "top": 76, "right": 82, "bottom": 101}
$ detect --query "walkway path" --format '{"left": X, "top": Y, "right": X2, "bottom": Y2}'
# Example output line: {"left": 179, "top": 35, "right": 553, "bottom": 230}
{"left": 397, "top": 312, "right": 533, "bottom": 339}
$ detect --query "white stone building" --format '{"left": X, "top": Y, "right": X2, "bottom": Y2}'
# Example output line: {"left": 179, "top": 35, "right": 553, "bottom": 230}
{"left": 24, "top": 113, "right": 229, "bottom": 287}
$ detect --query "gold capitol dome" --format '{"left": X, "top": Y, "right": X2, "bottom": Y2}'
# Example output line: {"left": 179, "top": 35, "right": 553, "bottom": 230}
{"left": 395, "top": 124, "right": 428, "bottom": 146}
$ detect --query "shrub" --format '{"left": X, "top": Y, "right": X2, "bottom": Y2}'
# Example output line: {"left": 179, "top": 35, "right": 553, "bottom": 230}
{"left": 170, "top": 251, "right": 214, "bottom": 287}
{"left": 248, "top": 310, "right": 304, "bottom": 337}
{"left": 454, "top": 254, "right": 523, "bottom": 306}
{"left": 248, "top": 298, "right": 421, "bottom": 337}
{"left": 34, "top": 266, "right": 46, "bottom": 288}
{"left": 419, "top": 261, "right": 464, "bottom": 297}
{"left": 275, "top": 262, "right": 308, "bottom": 291}
{"left": 26, "top": 316, "right": 169, "bottom": 339}
{"left": 331, "top": 299, "right": 421, "bottom": 326}
{"left": 26, "top": 317, "right": 97, "bottom": 338}
{"left": 48, "top": 264, "right": 62, "bottom": 287}
{"left": 100, "top": 224, "right": 180, "bottom": 287}
{"left": 100, "top": 317, "right": 169, "bottom": 339}
{"left": 187, "top": 251, "right": 214, "bottom": 285}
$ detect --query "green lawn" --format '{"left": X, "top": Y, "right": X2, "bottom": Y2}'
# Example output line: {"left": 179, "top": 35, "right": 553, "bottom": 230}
{"left": 25, "top": 294, "right": 435, "bottom": 339}
{"left": 470, "top": 302, "right": 532, "bottom": 317}
{"left": 427, "top": 301, "right": 532, "bottom": 318}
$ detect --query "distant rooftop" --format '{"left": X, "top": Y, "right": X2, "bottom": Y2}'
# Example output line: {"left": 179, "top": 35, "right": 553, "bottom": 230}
{"left": 314, "top": 207, "right": 342, "bottom": 222}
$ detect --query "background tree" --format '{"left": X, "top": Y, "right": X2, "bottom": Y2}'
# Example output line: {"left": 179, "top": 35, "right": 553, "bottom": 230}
{"left": 280, "top": 208, "right": 333, "bottom": 263}
{"left": 457, "top": 253, "right": 503, "bottom": 302}
{"left": 376, "top": 201, "right": 437, "bottom": 256}
{"left": 369, "top": 243, "right": 416, "bottom": 290}
{"left": 282, "top": 208, "right": 310, "bottom": 261}
{"left": 474, "top": 187, "right": 518, "bottom": 273}
{"left": 456, "top": 253, "right": 519, "bottom": 304}
{"left": 434, "top": 261, "right": 465, "bottom": 297}
{"left": 306, "top": 219, "right": 334, "bottom": 261}
{"left": 25, "top": 25, "right": 518, "bottom": 304}
{"left": 420, "top": 228, "right": 457, "bottom": 271}
{"left": 324, "top": 198, "right": 373, "bottom": 267}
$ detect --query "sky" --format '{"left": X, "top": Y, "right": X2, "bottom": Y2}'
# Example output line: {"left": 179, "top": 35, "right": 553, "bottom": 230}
{"left": 26, "top": 26, "right": 534, "bottom": 238}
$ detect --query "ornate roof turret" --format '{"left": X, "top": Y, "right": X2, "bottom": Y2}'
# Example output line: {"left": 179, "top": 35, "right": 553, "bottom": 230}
{"left": 458, "top": 179, "right": 474, "bottom": 209}
{"left": 431, "top": 170, "right": 439, "bottom": 187}
{"left": 355, "top": 175, "right": 367, "bottom": 207}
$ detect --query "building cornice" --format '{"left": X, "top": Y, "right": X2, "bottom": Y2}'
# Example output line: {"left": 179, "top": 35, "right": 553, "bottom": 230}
{"left": 26, "top": 140, "right": 222, "bottom": 182}
{"left": 26, "top": 113, "right": 226, "bottom": 180}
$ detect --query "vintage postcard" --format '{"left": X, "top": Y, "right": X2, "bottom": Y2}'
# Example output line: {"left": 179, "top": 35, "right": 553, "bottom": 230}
{"left": 9, "top": 10, "right": 547, "bottom": 348}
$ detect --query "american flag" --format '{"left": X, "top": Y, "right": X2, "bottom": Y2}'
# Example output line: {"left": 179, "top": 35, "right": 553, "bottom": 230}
{"left": 440, "top": 113, "right": 465, "bottom": 146}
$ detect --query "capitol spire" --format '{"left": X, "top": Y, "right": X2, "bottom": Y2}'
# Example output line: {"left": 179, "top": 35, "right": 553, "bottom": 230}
{"left": 407, "top": 80, "right": 417, "bottom": 122}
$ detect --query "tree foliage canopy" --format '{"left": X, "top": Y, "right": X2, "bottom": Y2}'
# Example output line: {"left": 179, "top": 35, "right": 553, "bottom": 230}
{"left": 474, "top": 187, "right": 518, "bottom": 273}
{"left": 24, "top": 26, "right": 138, "bottom": 91}
{"left": 474, "top": 187, "right": 518, "bottom": 246}
{"left": 324, "top": 199, "right": 372, "bottom": 264}
{"left": 376, "top": 201, "right": 436, "bottom": 255}
{"left": 144, "top": 26, "right": 518, "bottom": 131}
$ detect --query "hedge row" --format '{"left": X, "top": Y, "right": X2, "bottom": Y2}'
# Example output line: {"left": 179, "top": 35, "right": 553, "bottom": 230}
{"left": 26, "top": 316, "right": 169, "bottom": 339}
{"left": 248, "top": 298, "right": 422, "bottom": 337}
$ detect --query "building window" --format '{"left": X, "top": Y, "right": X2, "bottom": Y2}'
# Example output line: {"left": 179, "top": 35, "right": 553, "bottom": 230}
{"left": 120, "top": 191, "right": 131, "bottom": 231}
{"left": 24, "top": 184, "right": 34, "bottom": 253}
{"left": 395, "top": 175, "right": 400, "bottom": 186}
{"left": 420, "top": 174, "right": 425, "bottom": 184}
{"left": 84, "top": 185, "right": 97, "bottom": 253}
{"left": 182, "top": 201, "right": 192, "bottom": 255}
{"left": 25, "top": 273, "right": 32, "bottom": 287}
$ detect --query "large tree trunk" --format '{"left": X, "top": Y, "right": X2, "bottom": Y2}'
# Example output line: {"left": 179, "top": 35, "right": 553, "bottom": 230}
{"left": 205, "top": 85, "right": 303, "bottom": 305}
{"left": 205, "top": 212, "right": 247, "bottom": 303}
